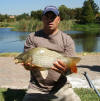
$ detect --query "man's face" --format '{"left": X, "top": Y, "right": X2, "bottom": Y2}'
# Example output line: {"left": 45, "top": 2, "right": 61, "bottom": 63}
{"left": 42, "top": 11, "right": 60, "bottom": 31}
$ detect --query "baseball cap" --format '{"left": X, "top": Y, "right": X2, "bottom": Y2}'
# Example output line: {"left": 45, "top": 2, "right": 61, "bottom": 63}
{"left": 43, "top": 6, "right": 59, "bottom": 16}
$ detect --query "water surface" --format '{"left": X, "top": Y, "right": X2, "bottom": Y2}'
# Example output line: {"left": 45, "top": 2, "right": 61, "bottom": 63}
{"left": 0, "top": 28, "right": 100, "bottom": 53}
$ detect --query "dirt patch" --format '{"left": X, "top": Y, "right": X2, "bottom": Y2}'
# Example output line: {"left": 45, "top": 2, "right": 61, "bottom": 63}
{"left": 0, "top": 55, "right": 100, "bottom": 89}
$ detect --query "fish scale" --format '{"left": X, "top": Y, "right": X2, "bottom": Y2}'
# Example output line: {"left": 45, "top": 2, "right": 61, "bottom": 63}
{"left": 15, "top": 47, "right": 81, "bottom": 75}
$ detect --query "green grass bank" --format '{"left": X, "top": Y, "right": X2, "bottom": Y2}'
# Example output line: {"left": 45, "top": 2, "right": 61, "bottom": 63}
{"left": 0, "top": 88, "right": 100, "bottom": 101}
{"left": 72, "top": 23, "right": 100, "bottom": 32}
{"left": 0, "top": 20, "right": 100, "bottom": 33}
{"left": 0, "top": 52, "right": 100, "bottom": 57}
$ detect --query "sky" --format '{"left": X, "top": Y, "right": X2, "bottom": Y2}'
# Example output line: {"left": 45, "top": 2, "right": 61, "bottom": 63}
{"left": 0, "top": 0, "right": 100, "bottom": 15}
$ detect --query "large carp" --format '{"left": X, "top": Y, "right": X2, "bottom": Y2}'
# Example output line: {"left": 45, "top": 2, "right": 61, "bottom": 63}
{"left": 15, "top": 47, "right": 81, "bottom": 75}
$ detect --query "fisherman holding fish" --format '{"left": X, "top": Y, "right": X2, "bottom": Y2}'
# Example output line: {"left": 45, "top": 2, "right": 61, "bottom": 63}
{"left": 22, "top": 6, "right": 81, "bottom": 101}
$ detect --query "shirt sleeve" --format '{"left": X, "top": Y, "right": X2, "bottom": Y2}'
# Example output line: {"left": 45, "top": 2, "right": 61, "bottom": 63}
{"left": 64, "top": 35, "right": 76, "bottom": 57}
{"left": 24, "top": 33, "right": 35, "bottom": 52}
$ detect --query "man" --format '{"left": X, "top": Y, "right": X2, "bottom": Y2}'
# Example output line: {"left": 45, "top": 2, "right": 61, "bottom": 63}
{"left": 23, "top": 6, "right": 81, "bottom": 101}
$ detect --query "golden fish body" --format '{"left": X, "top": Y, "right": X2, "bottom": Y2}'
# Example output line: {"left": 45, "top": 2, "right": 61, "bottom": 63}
{"left": 15, "top": 47, "right": 81, "bottom": 73}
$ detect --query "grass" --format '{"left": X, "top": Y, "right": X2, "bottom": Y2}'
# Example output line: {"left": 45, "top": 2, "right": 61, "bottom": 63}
{"left": 0, "top": 52, "right": 100, "bottom": 57}
{"left": 1, "top": 19, "right": 74, "bottom": 32}
{"left": 59, "top": 20, "right": 73, "bottom": 31}
{"left": 72, "top": 23, "right": 100, "bottom": 32}
{"left": 0, "top": 88, "right": 100, "bottom": 101}
{"left": 0, "top": 88, "right": 26, "bottom": 101}
{"left": 0, "top": 53, "right": 20, "bottom": 57}
{"left": 12, "top": 19, "right": 74, "bottom": 32}
{"left": 11, "top": 19, "right": 43, "bottom": 32}
{"left": 1, "top": 20, "right": 100, "bottom": 33}
{"left": 77, "top": 52, "right": 100, "bottom": 56}
{"left": 0, "top": 21, "right": 18, "bottom": 28}
{"left": 74, "top": 88, "right": 100, "bottom": 101}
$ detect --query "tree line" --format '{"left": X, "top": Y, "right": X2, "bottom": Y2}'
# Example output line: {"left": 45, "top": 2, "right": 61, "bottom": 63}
{"left": 0, "top": 0, "right": 100, "bottom": 24}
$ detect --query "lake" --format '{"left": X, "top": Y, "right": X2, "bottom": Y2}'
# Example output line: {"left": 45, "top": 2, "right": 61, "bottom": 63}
{"left": 0, "top": 28, "right": 100, "bottom": 53}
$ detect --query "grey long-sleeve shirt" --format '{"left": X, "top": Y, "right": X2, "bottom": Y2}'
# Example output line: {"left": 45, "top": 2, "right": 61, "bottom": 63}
{"left": 24, "top": 30, "right": 76, "bottom": 92}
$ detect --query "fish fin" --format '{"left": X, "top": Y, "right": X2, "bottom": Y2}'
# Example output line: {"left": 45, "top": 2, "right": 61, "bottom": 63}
{"left": 70, "top": 57, "right": 81, "bottom": 73}
{"left": 33, "top": 65, "right": 49, "bottom": 71}
{"left": 39, "top": 67, "right": 48, "bottom": 71}
{"left": 70, "top": 64, "right": 77, "bottom": 73}
{"left": 70, "top": 57, "right": 81, "bottom": 64}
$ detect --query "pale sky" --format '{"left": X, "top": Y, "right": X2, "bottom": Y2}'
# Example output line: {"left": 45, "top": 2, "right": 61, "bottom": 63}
{"left": 0, "top": 0, "right": 100, "bottom": 15}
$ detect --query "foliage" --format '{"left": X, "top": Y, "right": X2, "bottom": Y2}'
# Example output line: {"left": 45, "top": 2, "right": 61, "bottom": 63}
{"left": 89, "top": 0, "right": 99, "bottom": 15}
{"left": 80, "top": 0, "right": 95, "bottom": 24}
{"left": 12, "top": 19, "right": 73, "bottom": 32}
{"left": 16, "top": 13, "right": 30, "bottom": 21}
{"left": 0, "top": 3, "right": 99, "bottom": 25}
{"left": 31, "top": 10, "right": 42, "bottom": 20}
{"left": 58, "top": 5, "right": 78, "bottom": 20}
{"left": 58, "top": 5, "right": 70, "bottom": 20}
{"left": 12, "top": 19, "right": 43, "bottom": 32}
{"left": 0, "top": 14, "right": 9, "bottom": 22}
{"left": 59, "top": 20, "right": 74, "bottom": 30}
{"left": 72, "top": 23, "right": 100, "bottom": 32}
{"left": 96, "top": 13, "right": 100, "bottom": 23}
{"left": 74, "top": 8, "right": 82, "bottom": 20}
{"left": 0, "top": 21, "right": 17, "bottom": 28}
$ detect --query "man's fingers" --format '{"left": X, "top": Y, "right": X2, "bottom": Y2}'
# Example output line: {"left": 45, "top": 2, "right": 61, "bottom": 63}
{"left": 51, "top": 66, "right": 63, "bottom": 73}
{"left": 58, "top": 60, "right": 68, "bottom": 70}
{"left": 53, "top": 62, "right": 65, "bottom": 71}
{"left": 57, "top": 60, "right": 66, "bottom": 67}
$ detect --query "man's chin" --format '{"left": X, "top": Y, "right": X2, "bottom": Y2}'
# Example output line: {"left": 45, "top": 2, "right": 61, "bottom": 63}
{"left": 44, "top": 26, "right": 55, "bottom": 32}
{"left": 48, "top": 26, "right": 54, "bottom": 30}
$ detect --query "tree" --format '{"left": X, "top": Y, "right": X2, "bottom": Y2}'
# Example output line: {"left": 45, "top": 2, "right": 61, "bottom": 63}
{"left": 89, "top": 0, "right": 99, "bottom": 15}
{"left": 74, "top": 8, "right": 82, "bottom": 20}
{"left": 31, "top": 10, "right": 42, "bottom": 20}
{"left": 16, "top": 13, "right": 30, "bottom": 21}
{"left": 80, "top": 0, "right": 95, "bottom": 23}
{"left": 0, "top": 14, "right": 9, "bottom": 22}
{"left": 58, "top": 5, "right": 70, "bottom": 20}
{"left": 96, "top": 13, "right": 100, "bottom": 23}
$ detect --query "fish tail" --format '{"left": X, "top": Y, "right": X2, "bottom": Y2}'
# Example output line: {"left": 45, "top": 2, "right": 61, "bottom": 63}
{"left": 70, "top": 57, "right": 81, "bottom": 73}
{"left": 71, "top": 57, "right": 81, "bottom": 63}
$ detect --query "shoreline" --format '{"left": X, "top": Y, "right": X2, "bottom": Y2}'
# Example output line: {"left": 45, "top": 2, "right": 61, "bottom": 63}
{"left": 0, "top": 52, "right": 100, "bottom": 57}
{"left": 0, "top": 23, "right": 100, "bottom": 32}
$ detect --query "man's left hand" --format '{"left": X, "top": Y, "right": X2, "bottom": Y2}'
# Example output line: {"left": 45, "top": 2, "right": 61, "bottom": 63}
{"left": 52, "top": 60, "right": 68, "bottom": 74}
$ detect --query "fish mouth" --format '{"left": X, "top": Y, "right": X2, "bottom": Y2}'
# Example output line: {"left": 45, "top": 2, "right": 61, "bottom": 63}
{"left": 14, "top": 59, "right": 19, "bottom": 64}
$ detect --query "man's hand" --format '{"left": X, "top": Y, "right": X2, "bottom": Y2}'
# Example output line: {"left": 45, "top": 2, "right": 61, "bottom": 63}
{"left": 52, "top": 60, "right": 68, "bottom": 74}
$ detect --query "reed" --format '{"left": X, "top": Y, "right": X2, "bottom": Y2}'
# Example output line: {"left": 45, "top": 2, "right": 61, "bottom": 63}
{"left": 59, "top": 20, "right": 74, "bottom": 31}
{"left": 12, "top": 19, "right": 43, "bottom": 32}
{"left": 12, "top": 19, "right": 73, "bottom": 32}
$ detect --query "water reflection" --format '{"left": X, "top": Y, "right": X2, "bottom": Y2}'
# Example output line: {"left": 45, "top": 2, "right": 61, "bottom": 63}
{"left": 82, "top": 33, "right": 97, "bottom": 52}
{"left": 68, "top": 31, "right": 100, "bottom": 52}
{"left": 0, "top": 28, "right": 100, "bottom": 53}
